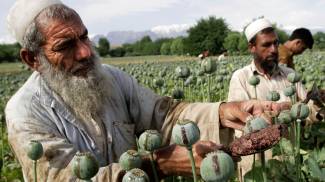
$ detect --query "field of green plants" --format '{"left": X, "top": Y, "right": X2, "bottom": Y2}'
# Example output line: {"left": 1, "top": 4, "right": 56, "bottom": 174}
{"left": 1, "top": 52, "right": 325, "bottom": 181}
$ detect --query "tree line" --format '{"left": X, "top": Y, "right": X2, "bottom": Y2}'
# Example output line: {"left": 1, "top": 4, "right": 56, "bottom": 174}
{"left": 1, "top": 16, "right": 325, "bottom": 62}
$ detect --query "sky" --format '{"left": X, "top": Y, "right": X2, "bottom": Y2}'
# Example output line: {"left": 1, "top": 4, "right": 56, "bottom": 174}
{"left": 1, "top": 0, "right": 325, "bottom": 43}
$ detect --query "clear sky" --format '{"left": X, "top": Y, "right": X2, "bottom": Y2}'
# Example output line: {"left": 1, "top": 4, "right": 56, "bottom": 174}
{"left": 1, "top": 0, "right": 325, "bottom": 43}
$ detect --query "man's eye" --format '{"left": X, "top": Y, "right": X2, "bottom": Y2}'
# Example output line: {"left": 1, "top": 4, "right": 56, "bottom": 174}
{"left": 80, "top": 35, "right": 89, "bottom": 40}
{"left": 53, "top": 41, "right": 74, "bottom": 51}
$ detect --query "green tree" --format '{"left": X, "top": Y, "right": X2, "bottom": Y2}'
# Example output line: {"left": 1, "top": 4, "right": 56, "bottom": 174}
{"left": 160, "top": 42, "right": 172, "bottom": 55}
{"left": 97, "top": 37, "right": 110, "bottom": 57}
{"left": 170, "top": 37, "right": 184, "bottom": 55}
{"left": 238, "top": 34, "right": 249, "bottom": 54}
{"left": 313, "top": 32, "right": 325, "bottom": 50}
{"left": 223, "top": 31, "right": 241, "bottom": 54}
{"left": 0, "top": 43, "right": 21, "bottom": 63}
{"left": 274, "top": 26, "right": 289, "bottom": 44}
{"left": 184, "top": 16, "right": 229, "bottom": 56}
{"left": 109, "top": 47, "right": 126, "bottom": 57}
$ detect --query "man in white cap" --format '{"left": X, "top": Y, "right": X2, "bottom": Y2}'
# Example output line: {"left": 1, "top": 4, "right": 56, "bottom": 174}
{"left": 227, "top": 18, "right": 323, "bottom": 181}
{"left": 5, "top": 1, "right": 290, "bottom": 181}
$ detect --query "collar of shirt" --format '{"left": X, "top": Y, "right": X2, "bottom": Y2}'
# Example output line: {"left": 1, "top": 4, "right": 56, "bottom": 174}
{"left": 249, "top": 60, "right": 285, "bottom": 79}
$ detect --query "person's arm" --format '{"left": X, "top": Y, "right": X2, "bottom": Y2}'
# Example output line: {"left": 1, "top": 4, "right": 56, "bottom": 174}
{"left": 6, "top": 117, "right": 124, "bottom": 181}
{"left": 140, "top": 100, "right": 290, "bottom": 178}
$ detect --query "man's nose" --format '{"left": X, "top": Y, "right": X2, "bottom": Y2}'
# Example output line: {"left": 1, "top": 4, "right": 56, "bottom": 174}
{"left": 270, "top": 44, "right": 278, "bottom": 54}
{"left": 75, "top": 40, "right": 91, "bottom": 61}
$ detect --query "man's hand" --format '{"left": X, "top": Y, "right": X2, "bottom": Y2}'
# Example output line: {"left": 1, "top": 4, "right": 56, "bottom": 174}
{"left": 219, "top": 100, "right": 291, "bottom": 130}
{"left": 153, "top": 141, "right": 231, "bottom": 177}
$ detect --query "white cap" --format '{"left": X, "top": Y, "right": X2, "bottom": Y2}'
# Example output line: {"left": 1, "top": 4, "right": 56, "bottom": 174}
{"left": 245, "top": 18, "right": 273, "bottom": 42}
{"left": 7, "top": 0, "right": 62, "bottom": 45}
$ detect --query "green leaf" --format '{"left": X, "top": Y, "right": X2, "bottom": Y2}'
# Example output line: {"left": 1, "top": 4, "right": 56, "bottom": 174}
{"left": 307, "top": 157, "right": 325, "bottom": 180}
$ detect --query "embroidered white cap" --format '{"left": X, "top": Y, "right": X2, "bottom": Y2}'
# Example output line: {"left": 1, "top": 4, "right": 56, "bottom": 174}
{"left": 245, "top": 18, "right": 273, "bottom": 42}
{"left": 7, "top": 0, "right": 62, "bottom": 45}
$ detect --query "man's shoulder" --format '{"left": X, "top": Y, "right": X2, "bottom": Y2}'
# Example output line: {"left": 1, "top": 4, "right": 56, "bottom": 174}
{"left": 278, "top": 64, "right": 295, "bottom": 76}
{"left": 231, "top": 64, "right": 252, "bottom": 79}
{"left": 5, "top": 72, "right": 40, "bottom": 121}
{"left": 101, "top": 63, "right": 134, "bottom": 84}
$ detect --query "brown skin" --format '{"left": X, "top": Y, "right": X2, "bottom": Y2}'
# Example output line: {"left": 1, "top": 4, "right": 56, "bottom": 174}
{"left": 249, "top": 31, "right": 279, "bottom": 77}
{"left": 284, "top": 39, "right": 308, "bottom": 55}
{"left": 20, "top": 15, "right": 93, "bottom": 77}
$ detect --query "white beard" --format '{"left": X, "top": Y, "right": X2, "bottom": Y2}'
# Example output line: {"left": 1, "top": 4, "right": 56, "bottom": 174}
{"left": 38, "top": 51, "right": 112, "bottom": 123}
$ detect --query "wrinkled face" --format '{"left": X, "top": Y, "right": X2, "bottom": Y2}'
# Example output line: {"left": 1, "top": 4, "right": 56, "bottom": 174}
{"left": 40, "top": 16, "right": 93, "bottom": 77}
{"left": 292, "top": 39, "right": 307, "bottom": 55}
{"left": 250, "top": 31, "right": 279, "bottom": 71}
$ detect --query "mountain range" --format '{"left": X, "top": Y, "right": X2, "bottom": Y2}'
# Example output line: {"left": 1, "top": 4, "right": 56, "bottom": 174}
{"left": 90, "top": 24, "right": 190, "bottom": 46}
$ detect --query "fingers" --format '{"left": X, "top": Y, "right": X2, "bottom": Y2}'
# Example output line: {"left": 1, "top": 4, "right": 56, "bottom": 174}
{"left": 271, "top": 102, "right": 291, "bottom": 113}
{"left": 222, "top": 120, "right": 246, "bottom": 130}
{"left": 194, "top": 141, "right": 228, "bottom": 156}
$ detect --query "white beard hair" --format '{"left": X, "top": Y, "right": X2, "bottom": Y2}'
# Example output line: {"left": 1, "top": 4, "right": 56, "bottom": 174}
{"left": 38, "top": 51, "right": 112, "bottom": 123}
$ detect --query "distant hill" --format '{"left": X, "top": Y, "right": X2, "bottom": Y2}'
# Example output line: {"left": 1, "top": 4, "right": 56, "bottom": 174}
{"left": 91, "top": 24, "right": 190, "bottom": 46}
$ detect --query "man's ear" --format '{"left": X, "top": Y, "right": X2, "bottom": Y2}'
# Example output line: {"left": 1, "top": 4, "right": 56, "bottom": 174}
{"left": 20, "top": 48, "right": 41, "bottom": 71}
{"left": 248, "top": 42, "right": 256, "bottom": 54}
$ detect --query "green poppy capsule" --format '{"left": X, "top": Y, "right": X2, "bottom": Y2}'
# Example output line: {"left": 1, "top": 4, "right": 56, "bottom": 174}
{"left": 171, "top": 88, "right": 184, "bottom": 100}
{"left": 290, "top": 103, "right": 310, "bottom": 120}
{"left": 72, "top": 152, "right": 99, "bottom": 180}
{"left": 248, "top": 75, "right": 260, "bottom": 86}
{"left": 138, "top": 130, "right": 162, "bottom": 152}
{"left": 119, "top": 150, "right": 142, "bottom": 171}
{"left": 172, "top": 120, "right": 200, "bottom": 147}
{"left": 122, "top": 168, "right": 149, "bottom": 182}
{"left": 283, "top": 86, "right": 296, "bottom": 97}
{"left": 243, "top": 117, "right": 269, "bottom": 134}
{"left": 153, "top": 78, "right": 164, "bottom": 88}
{"left": 266, "top": 91, "right": 280, "bottom": 101}
{"left": 200, "top": 151, "right": 235, "bottom": 182}
{"left": 277, "top": 110, "right": 293, "bottom": 124}
{"left": 27, "top": 140, "right": 43, "bottom": 161}
{"left": 287, "top": 72, "right": 302, "bottom": 83}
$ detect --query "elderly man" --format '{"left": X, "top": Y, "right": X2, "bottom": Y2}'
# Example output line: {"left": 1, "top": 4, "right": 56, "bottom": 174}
{"left": 6, "top": 1, "right": 288, "bottom": 181}
{"left": 278, "top": 28, "right": 314, "bottom": 69}
{"left": 227, "top": 18, "right": 323, "bottom": 181}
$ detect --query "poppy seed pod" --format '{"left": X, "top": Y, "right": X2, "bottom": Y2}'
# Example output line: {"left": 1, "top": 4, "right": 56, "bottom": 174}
{"left": 172, "top": 120, "right": 200, "bottom": 147}
{"left": 122, "top": 168, "right": 149, "bottom": 182}
{"left": 153, "top": 78, "right": 164, "bottom": 88}
{"left": 283, "top": 85, "right": 296, "bottom": 97}
{"left": 171, "top": 88, "right": 184, "bottom": 100}
{"left": 201, "top": 58, "right": 217, "bottom": 74}
{"left": 200, "top": 151, "right": 235, "bottom": 182}
{"left": 248, "top": 75, "right": 260, "bottom": 86}
{"left": 175, "top": 66, "right": 191, "bottom": 79}
{"left": 27, "top": 140, "right": 43, "bottom": 161}
{"left": 287, "top": 72, "right": 302, "bottom": 83}
{"left": 290, "top": 103, "right": 310, "bottom": 120}
{"left": 119, "top": 150, "right": 142, "bottom": 171}
{"left": 243, "top": 117, "right": 269, "bottom": 134}
{"left": 277, "top": 110, "right": 293, "bottom": 124}
{"left": 138, "top": 130, "right": 162, "bottom": 152}
{"left": 266, "top": 91, "right": 280, "bottom": 101}
{"left": 72, "top": 152, "right": 99, "bottom": 180}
